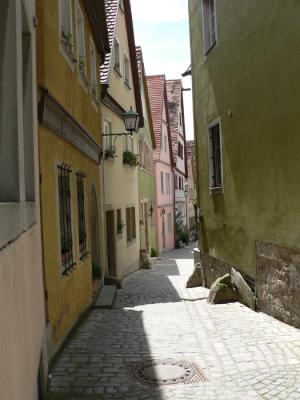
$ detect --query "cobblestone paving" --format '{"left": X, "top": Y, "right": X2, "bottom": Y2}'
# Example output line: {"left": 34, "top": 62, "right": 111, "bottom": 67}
{"left": 49, "top": 245, "right": 300, "bottom": 399}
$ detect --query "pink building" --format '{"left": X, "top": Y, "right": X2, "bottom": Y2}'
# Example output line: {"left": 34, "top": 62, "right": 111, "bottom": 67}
{"left": 146, "top": 75, "right": 175, "bottom": 253}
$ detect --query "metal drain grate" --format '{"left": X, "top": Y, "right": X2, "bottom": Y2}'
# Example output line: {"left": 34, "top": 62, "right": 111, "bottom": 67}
{"left": 128, "top": 359, "right": 208, "bottom": 386}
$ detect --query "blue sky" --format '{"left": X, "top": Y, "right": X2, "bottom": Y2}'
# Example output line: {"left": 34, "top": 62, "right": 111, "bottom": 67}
{"left": 130, "top": 0, "right": 194, "bottom": 140}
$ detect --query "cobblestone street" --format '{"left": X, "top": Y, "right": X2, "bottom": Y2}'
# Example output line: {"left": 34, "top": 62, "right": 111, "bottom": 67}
{"left": 49, "top": 245, "right": 300, "bottom": 399}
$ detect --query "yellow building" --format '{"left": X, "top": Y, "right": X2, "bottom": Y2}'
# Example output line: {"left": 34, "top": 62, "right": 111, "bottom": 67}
{"left": 37, "top": 0, "right": 109, "bottom": 354}
{"left": 100, "top": 0, "right": 144, "bottom": 279}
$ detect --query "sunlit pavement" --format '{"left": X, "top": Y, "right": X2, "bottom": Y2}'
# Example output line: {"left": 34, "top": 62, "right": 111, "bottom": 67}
{"left": 49, "top": 245, "right": 300, "bottom": 399}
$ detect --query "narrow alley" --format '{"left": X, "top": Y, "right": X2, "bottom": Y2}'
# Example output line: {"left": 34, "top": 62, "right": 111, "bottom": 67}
{"left": 49, "top": 246, "right": 300, "bottom": 400}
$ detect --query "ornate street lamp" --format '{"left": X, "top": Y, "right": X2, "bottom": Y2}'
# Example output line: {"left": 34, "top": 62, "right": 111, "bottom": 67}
{"left": 123, "top": 107, "right": 140, "bottom": 135}
{"left": 102, "top": 107, "right": 140, "bottom": 138}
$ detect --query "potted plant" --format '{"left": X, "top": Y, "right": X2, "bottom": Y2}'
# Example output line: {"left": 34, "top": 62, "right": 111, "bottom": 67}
{"left": 61, "top": 30, "right": 73, "bottom": 55}
{"left": 105, "top": 145, "right": 117, "bottom": 159}
{"left": 123, "top": 150, "right": 139, "bottom": 167}
{"left": 117, "top": 220, "right": 125, "bottom": 234}
{"left": 78, "top": 56, "right": 86, "bottom": 74}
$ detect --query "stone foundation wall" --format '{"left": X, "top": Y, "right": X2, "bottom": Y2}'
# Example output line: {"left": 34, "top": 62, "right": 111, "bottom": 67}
{"left": 201, "top": 252, "right": 232, "bottom": 288}
{"left": 256, "top": 241, "right": 300, "bottom": 329}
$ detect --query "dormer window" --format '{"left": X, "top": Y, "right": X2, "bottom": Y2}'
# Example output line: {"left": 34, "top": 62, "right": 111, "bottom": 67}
{"left": 124, "top": 53, "right": 130, "bottom": 87}
{"left": 113, "top": 38, "right": 120, "bottom": 73}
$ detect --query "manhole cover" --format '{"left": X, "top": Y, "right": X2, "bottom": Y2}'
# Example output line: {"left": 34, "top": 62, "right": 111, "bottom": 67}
{"left": 130, "top": 359, "right": 208, "bottom": 386}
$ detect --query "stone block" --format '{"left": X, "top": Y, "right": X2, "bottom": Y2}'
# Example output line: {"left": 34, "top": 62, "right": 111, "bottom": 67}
{"left": 186, "top": 263, "right": 205, "bottom": 288}
{"left": 208, "top": 273, "right": 240, "bottom": 304}
{"left": 231, "top": 267, "right": 256, "bottom": 310}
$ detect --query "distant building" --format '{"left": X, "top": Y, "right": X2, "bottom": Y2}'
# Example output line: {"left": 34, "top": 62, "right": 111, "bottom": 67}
{"left": 189, "top": 0, "right": 300, "bottom": 327}
{"left": 186, "top": 140, "right": 197, "bottom": 232}
{"left": 0, "top": 0, "right": 47, "bottom": 398}
{"left": 147, "top": 75, "right": 175, "bottom": 254}
{"left": 166, "top": 80, "right": 188, "bottom": 234}
{"left": 136, "top": 47, "right": 157, "bottom": 256}
{"left": 100, "top": 0, "right": 144, "bottom": 279}
{"left": 37, "top": 0, "right": 109, "bottom": 354}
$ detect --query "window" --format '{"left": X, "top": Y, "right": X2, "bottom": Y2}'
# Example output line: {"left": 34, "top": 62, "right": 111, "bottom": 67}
{"left": 167, "top": 213, "right": 172, "bottom": 233}
{"left": 160, "top": 171, "right": 164, "bottom": 194}
{"left": 202, "top": 0, "right": 217, "bottom": 55}
{"left": 175, "top": 175, "right": 178, "bottom": 189}
{"left": 113, "top": 38, "right": 120, "bottom": 72}
{"left": 104, "top": 120, "right": 113, "bottom": 150}
{"left": 0, "top": 4, "right": 36, "bottom": 247}
{"left": 90, "top": 38, "right": 97, "bottom": 100}
{"left": 76, "top": 172, "right": 87, "bottom": 259}
{"left": 164, "top": 135, "right": 167, "bottom": 152}
{"left": 124, "top": 53, "right": 130, "bottom": 86}
{"left": 76, "top": 1, "right": 86, "bottom": 80}
{"left": 57, "top": 164, "right": 75, "bottom": 275}
{"left": 178, "top": 142, "right": 183, "bottom": 159}
{"left": 59, "top": 0, "right": 73, "bottom": 59}
{"left": 117, "top": 209, "right": 122, "bottom": 234}
{"left": 208, "top": 119, "right": 222, "bottom": 191}
{"left": 166, "top": 173, "right": 170, "bottom": 194}
{"left": 126, "top": 207, "right": 136, "bottom": 242}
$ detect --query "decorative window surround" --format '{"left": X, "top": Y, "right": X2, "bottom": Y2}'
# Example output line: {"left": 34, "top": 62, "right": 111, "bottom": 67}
{"left": 207, "top": 117, "right": 223, "bottom": 193}
{"left": 76, "top": 0, "right": 88, "bottom": 88}
{"left": 202, "top": 0, "right": 217, "bottom": 56}
{"left": 124, "top": 52, "right": 130, "bottom": 88}
{"left": 59, "top": 0, "right": 74, "bottom": 66}
{"left": 38, "top": 88, "right": 102, "bottom": 164}
{"left": 113, "top": 37, "right": 121, "bottom": 74}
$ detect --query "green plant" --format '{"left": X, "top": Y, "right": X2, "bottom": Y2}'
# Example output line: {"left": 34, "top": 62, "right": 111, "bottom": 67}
{"left": 61, "top": 30, "right": 73, "bottom": 54}
{"left": 180, "top": 231, "right": 189, "bottom": 245}
{"left": 78, "top": 56, "right": 86, "bottom": 72}
{"left": 123, "top": 150, "right": 139, "bottom": 167}
{"left": 92, "top": 262, "right": 102, "bottom": 280}
{"left": 117, "top": 220, "right": 125, "bottom": 234}
{"left": 150, "top": 248, "right": 157, "bottom": 257}
{"left": 105, "top": 146, "right": 117, "bottom": 159}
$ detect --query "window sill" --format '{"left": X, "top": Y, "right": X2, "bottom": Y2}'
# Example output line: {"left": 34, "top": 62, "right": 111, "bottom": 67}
{"left": 114, "top": 66, "right": 122, "bottom": 77}
{"left": 204, "top": 41, "right": 217, "bottom": 57}
{"left": 210, "top": 186, "right": 223, "bottom": 194}
{"left": 124, "top": 80, "right": 131, "bottom": 90}
{"left": 78, "top": 71, "right": 89, "bottom": 92}
{"left": 127, "top": 238, "right": 137, "bottom": 247}
{"left": 60, "top": 44, "right": 75, "bottom": 69}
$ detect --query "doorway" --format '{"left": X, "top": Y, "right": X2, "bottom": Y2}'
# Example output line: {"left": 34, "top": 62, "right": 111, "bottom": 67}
{"left": 106, "top": 210, "right": 117, "bottom": 276}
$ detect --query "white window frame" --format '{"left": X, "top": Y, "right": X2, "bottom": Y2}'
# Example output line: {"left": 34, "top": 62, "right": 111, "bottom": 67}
{"left": 58, "top": 0, "right": 74, "bottom": 66}
{"left": 207, "top": 117, "right": 223, "bottom": 193}
{"left": 123, "top": 51, "right": 130, "bottom": 87}
{"left": 76, "top": 0, "right": 87, "bottom": 87}
{"left": 202, "top": 0, "right": 217, "bottom": 56}
{"left": 90, "top": 36, "right": 98, "bottom": 102}
{"left": 103, "top": 119, "right": 113, "bottom": 151}
{"left": 113, "top": 37, "right": 121, "bottom": 73}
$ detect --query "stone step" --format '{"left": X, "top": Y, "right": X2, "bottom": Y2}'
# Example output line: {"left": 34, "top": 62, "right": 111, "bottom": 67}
{"left": 94, "top": 285, "right": 117, "bottom": 308}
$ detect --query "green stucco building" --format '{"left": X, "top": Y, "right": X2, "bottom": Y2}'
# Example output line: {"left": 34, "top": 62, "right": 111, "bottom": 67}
{"left": 189, "top": 0, "right": 300, "bottom": 327}
{"left": 136, "top": 47, "right": 157, "bottom": 254}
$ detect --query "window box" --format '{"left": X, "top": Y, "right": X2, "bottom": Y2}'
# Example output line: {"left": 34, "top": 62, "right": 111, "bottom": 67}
{"left": 123, "top": 150, "right": 139, "bottom": 167}
{"left": 105, "top": 145, "right": 117, "bottom": 160}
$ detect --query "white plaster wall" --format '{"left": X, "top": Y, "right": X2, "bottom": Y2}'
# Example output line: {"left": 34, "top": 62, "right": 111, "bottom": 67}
{"left": 0, "top": 1, "right": 46, "bottom": 399}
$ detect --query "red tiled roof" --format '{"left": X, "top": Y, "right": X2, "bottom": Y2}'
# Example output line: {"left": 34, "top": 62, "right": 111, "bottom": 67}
{"left": 100, "top": 0, "right": 119, "bottom": 85}
{"left": 166, "top": 79, "right": 182, "bottom": 160}
{"left": 146, "top": 75, "right": 166, "bottom": 160}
